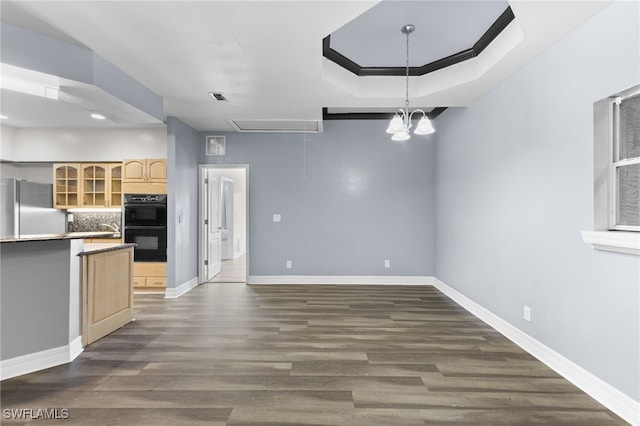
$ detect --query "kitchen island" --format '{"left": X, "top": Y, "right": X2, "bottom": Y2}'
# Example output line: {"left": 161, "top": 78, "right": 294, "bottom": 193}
{"left": 0, "top": 232, "right": 134, "bottom": 380}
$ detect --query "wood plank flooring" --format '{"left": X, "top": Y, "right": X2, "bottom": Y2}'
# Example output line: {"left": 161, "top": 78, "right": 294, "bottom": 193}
{"left": 209, "top": 255, "right": 247, "bottom": 283}
{"left": 0, "top": 284, "right": 627, "bottom": 425}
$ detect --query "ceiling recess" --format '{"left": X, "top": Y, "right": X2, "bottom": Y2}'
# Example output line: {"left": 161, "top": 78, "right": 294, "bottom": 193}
{"left": 323, "top": 5, "right": 515, "bottom": 77}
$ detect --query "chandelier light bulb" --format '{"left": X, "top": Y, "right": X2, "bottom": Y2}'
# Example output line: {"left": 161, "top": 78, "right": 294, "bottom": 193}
{"left": 386, "top": 114, "right": 405, "bottom": 134}
{"left": 414, "top": 116, "right": 435, "bottom": 135}
{"left": 391, "top": 128, "right": 411, "bottom": 141}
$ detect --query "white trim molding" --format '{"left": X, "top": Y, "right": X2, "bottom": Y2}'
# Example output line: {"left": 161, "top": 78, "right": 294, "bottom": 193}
{"left": 164, "top": 277, "right": 199, "bottom": 299}
{"left": 0, "top": 337, "right": 83, "bottom": 381}
{"left": 433, "top": 278, "right": 640, "bottom": 426}
{"left": 582, "top": 230, "right": 640, "bottom": 255}
{"left": 248, "top": 275, "right": 433, "bottom": 285}
{"left": 68, "top": 336, "right": 83, "bottom": 362}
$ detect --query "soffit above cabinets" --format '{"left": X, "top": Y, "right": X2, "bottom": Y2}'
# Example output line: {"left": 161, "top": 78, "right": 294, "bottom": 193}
{"left": 0, "top": 65, "right": 164, "bottom": 128}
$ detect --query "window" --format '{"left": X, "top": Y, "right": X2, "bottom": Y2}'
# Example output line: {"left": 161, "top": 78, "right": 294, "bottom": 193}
{"left": 583, "top": 84, "right": 640, "bottom": 255}
{"left": 612, "top": 92, "right": 640, "bottom": 230}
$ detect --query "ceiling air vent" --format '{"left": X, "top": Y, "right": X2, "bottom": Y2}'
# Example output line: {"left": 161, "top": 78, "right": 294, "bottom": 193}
{"left": 205, "top": 135, "right": 225, "bottom": 156}
{"left": 209, "top": 92, "right": 227, "bottom": 102}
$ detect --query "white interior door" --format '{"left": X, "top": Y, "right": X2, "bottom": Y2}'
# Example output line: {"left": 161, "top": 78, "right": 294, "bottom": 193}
{"left": 206, "top": 170, "right": 221, "bottom": 280}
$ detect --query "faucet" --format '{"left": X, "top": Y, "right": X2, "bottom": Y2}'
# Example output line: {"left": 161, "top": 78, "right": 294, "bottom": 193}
{"left": 101, "top": 223, "right": 119, "bottom": 233}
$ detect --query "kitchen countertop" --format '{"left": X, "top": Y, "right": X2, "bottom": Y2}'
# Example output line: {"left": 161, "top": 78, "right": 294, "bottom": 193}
{"left": 0, "top": 231, "right": 117, "bottom": 243}
{"left": 93, "top": 233, "right": 122, "bottom": 239}
{"left": 80, "top": 242, "right": 136, "bottom": 256}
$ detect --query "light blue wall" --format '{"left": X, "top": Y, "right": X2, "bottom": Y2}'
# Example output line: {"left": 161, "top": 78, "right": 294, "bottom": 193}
{"left": 434, "top": 0, "right": 640, "bottom": 401}
{"left": 166, "top": 117, "right": 200, "bottom": 288}
{"left": 200, "top": 119, "right": 436, "bottom": 276}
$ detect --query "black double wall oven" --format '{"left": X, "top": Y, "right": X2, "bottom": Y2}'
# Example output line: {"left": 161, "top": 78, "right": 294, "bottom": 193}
{"left": 124, "top": 194, "right": 167, "bottom": 262}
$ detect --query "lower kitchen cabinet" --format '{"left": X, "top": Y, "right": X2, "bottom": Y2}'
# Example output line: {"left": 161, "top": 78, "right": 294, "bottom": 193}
{"left": 134, "top": 262, "right": 167, "bottom": 291}
{"left": 81, "top": 246, "right": 134, "bottom": 346}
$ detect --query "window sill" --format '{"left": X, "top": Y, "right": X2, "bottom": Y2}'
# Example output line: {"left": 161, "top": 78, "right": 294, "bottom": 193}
{"left": 581, "top": 231, "right": 640, "bottom": 256}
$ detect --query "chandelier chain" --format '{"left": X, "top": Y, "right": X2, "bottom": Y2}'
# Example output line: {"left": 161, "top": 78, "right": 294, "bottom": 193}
{"left": 405, "top": 27, "right": 410, "bottom": 112}
{"left": 386, "top": 24, "right": 434, "bottom": 140}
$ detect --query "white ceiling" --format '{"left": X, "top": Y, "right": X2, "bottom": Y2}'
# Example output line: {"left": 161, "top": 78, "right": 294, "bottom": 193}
{"left": 0, "top": 1, "right": 610, "bottom": 132}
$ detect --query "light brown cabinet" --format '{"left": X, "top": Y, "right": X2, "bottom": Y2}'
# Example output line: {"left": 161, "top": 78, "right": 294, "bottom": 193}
{"left": 53, "top": 163, "right": 123, "bottom": 209}
{"left": 123, "top": 159, "right": 167, "bottom": 183}
{"left": 81, "top": 163, "right": 107, "bottom": 207}
{"left": 82, "top": 246, "right": 134, "bottom": 346}
{"left": 109, "top": 164, "right": 123, "bottom": 208}
{"left": 53, "top": 163, "right": 80, "bottom": 208}
{"left": 122, "top": 159, "right": 167, "bottom": 195}
{"left": 134, "top": 262, "right": 167, "bottom": 291}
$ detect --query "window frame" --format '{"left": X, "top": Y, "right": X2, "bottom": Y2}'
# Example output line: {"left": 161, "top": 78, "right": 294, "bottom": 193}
{"left": 610, "top": 90, "right": 640, "bottom": 231}
{"left": 583, "top": 84, "right": 640, "bottom": 255}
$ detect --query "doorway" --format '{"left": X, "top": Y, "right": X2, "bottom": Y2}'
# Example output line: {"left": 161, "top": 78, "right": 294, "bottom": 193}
{"left": 198, "top": 165, "right": 248, "bottom": 284}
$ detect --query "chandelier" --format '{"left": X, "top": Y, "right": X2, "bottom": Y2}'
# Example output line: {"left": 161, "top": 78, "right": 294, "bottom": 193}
{"left": 386, "top": 24, "right": 435, "bottom": 141}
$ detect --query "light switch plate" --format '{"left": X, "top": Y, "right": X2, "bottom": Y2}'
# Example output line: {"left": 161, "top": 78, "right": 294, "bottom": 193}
{"left": 273, "top": 214, "right": 281, "bottom": 222}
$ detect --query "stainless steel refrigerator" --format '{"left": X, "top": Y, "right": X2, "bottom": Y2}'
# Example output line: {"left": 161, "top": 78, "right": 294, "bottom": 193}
{"left": 0, "top": 178, "right": 66, "bottom": 238}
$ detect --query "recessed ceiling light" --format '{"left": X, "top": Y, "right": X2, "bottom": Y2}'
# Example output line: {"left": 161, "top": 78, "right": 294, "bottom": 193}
{"left": 0, "top": 115, "right": 8, "bottom": 120}
{"left": 44, "top": 87, "right": 59, "bottom": 100}
{"left": 90, "top": 113, "right": 106, "bottom": 120}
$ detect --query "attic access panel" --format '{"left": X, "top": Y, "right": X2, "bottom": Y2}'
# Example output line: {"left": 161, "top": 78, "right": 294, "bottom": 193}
{"left": 229, "top": 119, "right": 322, "bottom": 133}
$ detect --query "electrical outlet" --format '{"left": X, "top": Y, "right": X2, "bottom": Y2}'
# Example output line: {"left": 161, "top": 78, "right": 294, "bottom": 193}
{"left": 286, "top": 260, "right": 292, "bottom": 269}
{"left": 523, "top": 305, "right": 531, "bottom": 322}
{"left": 273, "top": 214, "right": 281, "bottom": 222}
{"left": 67, "top": 213, "right": 74, "bottom": 222}
{"left": 384, "top": 259, "right": 390, "bottom": 268}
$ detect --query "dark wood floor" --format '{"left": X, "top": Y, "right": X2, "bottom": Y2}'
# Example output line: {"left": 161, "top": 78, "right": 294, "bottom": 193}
{"left": 1, "top": 284, "right": 627, "bottom": 425}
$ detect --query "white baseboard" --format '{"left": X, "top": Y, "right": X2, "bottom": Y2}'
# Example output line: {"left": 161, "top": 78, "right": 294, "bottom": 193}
{"left": 164, "top": 276, "right": 199, "bottom": 299}
{"left": 248, "top": 275, "right": 433, "bottom": 285}
{"left": 433, "top": 278, "right": 640, "bottom": 426}
{"left": 68, "top": 336, "right": 83, "bottom": 362}
{"left": 1, "top": 337, "right": 83, "bottom": 381}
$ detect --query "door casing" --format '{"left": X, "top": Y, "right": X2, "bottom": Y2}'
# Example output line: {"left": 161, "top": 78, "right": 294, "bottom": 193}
{"left": 198, "top": 164, "right": 249, "bottom": 284}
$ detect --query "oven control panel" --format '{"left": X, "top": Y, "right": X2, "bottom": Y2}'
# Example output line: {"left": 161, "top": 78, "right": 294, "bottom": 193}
{"left": 124, "top": 194, "right": 167, "bottom": 203}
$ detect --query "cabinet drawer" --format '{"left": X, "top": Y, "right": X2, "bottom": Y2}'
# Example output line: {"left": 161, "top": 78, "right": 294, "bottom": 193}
{"left": 146, "top": 277, "right": 167, "bottom": 288}
{"left": 133, "top": 276, "right": 146, "bottom": 287}
{"left": 134, "top": 262, "right": 167, "bottom": 277}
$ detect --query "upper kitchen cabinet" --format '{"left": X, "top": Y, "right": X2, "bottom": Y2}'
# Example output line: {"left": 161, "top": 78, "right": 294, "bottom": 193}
{"left": 53, "top": 163, "right": 123, "bottom": 209}
{"left": 109, "top": 164, "right": 123, "bottom": 208}
{"left": 123, "top": 159, "right": 167, "bottom": 183}
{"left": 81, "top": 163, "right": 124, "bottom": 208}
{"left": 81, "top": 164, "right": 107, "bottom": 207}
{"left": 53, "top": 164, "right": 80, "bottom": 209}
{"left": 122, "top": 159, "right": 167, "bottom": 195}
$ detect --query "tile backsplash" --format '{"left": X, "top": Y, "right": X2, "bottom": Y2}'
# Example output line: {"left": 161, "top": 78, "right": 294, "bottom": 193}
{"left": 67, "top": 212, "right": 121, "bottom": 233}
